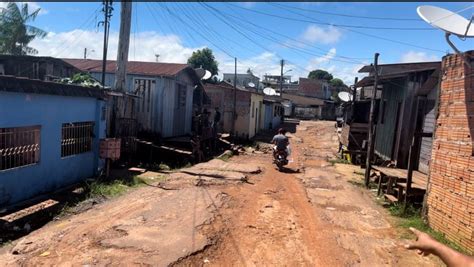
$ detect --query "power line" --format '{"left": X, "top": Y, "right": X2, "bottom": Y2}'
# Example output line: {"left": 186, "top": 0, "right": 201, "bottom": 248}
{"left": 270, "top": 3, "right": 421, "bottom": 21}
{"left": 229, "top": 3, "right": 435, "bottom": 31}
{"left": 259, "top": 3, "right": 446, "bottom": 53}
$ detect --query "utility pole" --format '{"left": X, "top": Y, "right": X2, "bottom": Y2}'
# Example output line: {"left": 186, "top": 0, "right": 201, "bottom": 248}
{"left": 100, "top": 0, "right": 113, "bottom": 88}
{"left": 364, "top": 53, "right": 379, "bottom": 188}
{"left": 352, "top": 77, "right": 358, "bottom": 102}
{"left": 232, "top": 57, "right": 237, "bottom": 135}
{"left": 84, "top": 48, "right": 87, "bottom": 59}
{"left": 114, "top": 1, "right": 132, "bottom": 92}
{"left": 279, "top": 59, "right": 284, "bottom": 98}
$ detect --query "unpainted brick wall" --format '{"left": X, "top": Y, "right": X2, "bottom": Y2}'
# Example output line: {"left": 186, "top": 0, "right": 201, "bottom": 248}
{"left": 427, "top": 51, "right": 474, "bottom": 253}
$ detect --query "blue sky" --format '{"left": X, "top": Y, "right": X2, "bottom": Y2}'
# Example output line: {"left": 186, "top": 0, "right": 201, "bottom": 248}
{"left": 12, "top": 2, "right": 474, "bottom": 83}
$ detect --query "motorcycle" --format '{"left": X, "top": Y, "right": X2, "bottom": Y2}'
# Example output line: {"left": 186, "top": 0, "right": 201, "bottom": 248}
{"left": 273, "top": 147, "right": 289, "bottom": 171}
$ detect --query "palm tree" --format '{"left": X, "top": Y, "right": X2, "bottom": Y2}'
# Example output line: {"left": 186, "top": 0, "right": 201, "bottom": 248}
{"left": 0, "top": 2, "right": 47, "bottom": 55}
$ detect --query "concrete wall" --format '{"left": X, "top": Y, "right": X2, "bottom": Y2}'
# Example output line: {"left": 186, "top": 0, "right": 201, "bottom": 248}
{"left": 264, "top": 103, "right": 282, "bottom": 130}
{"left": 426, "top": 51, "right": 474, "bottom": 253}
{"left": 249, "top": 93, "right": 264, "bottom": 139}
{"left": 0, "top": 91, "right": 106, "bottom": 206}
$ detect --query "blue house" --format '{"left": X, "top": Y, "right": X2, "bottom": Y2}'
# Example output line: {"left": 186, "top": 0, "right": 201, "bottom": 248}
{"left": 0, "top": 76, "right": 106, "bottom": 207}
{"left": 263, "top": 97, "right": 283, "bottom": 130}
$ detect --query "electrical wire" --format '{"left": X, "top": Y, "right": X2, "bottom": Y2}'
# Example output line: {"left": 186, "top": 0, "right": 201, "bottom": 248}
{"left": 229, "top": 3, "right": 435, "bottom": 31}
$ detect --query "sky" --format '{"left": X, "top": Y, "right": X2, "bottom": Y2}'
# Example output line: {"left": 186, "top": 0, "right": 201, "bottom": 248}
{"left": 3, "top": 2, "right": 473, "bottom": 84}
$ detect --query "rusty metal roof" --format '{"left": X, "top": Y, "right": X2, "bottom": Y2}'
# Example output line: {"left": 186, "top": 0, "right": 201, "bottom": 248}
{"left": 358, "top": 61, "right": 440, "bottom": 75}
{"left": 63, "top": 58, "right": 190, "bottom": 77}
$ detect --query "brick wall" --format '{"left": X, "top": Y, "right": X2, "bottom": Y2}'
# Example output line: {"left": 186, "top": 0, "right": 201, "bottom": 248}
{"left": 427, "top": 51, "right": 474, "bottom": 253}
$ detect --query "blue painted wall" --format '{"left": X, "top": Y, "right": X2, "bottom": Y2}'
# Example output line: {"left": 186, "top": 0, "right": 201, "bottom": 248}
{"left": 263, "top": 103, "right": 282, "bottom": 130}
{"left": 0, "top": 91, "right": 106, "bottom": 206}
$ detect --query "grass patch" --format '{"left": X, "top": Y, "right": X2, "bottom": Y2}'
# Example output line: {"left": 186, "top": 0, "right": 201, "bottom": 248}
{"left": 86, "top": 176, "right": 147, "bottom": 198}
{"left": 386, "top": 203, "right": 469, "bottom": 255}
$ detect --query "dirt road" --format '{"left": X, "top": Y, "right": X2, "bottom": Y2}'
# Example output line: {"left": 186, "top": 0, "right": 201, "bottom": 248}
{"left": 0, "top": 121, "right": 439, "bottom": 266}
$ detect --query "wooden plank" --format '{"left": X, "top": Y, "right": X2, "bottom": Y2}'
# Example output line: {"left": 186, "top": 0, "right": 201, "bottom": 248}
{"left": 384, "top": 194, "right": 398, "bottom": 203}
{"left": 397, "top": 182, "right": 427, "bottom": 190}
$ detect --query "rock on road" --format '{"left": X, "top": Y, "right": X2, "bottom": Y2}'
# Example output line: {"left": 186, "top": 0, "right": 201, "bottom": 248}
{"left": 0, "top": 121, "right": 440, "bottom": 266}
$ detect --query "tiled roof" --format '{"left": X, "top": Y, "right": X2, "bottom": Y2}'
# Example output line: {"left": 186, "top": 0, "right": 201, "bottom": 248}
{"left": 63, "top": 58, "right": 190, "bottom": 77}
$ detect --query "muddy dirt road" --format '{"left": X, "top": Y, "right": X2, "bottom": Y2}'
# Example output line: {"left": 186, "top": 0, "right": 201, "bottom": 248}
{"left": 0, "top": 121, "right": 439, "bottom": 266}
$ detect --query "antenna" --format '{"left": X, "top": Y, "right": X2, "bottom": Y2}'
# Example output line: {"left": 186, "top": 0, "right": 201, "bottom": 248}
{"left": 155, "top": 54, "right": 160, "bottom": 62}
{"left": 247, "top": 82, "right": 255, "bottom": 88}
{"left": 338, "top": 91, "right": 352, "bottom": 102}
{"left": 202, "top": 70, "right": 212, "bottom": 80}
{"left": 417, "top": 5, "right": 473, "bottom": 66}
{"left": 263, "top": 87, "right": 277, "bottom": 96}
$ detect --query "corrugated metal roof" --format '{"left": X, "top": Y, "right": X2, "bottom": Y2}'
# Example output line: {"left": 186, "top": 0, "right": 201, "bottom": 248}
{"left": 63, "top": 58, "right": 190, "bottom": 77}
{"left": 282, "top": 93, "right": 325, "bottom": 106}
{"left": 0, "top": 75, "right": 105, "bottom": 99}
{"left": 358, "top": 61, "right": 440, "bottom": 75}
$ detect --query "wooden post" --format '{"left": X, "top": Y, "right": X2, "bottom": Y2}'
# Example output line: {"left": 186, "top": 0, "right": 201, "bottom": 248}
{"left": 404, "top": 96, "right": 424, "bottom": 206}
{"left": 114, "top": 1, "right": 132, "bottom": 93}
{"left": 364, "top": 53, "right": 379, "bottom": 188}
{"left": 352, "top": 77, "right": 358, "bottom": 102}
{"left": 280, "top": 59, "right": 284, "bottom": 98}
{"left": 232, "top": 57, "right": 237, "bottom": 136}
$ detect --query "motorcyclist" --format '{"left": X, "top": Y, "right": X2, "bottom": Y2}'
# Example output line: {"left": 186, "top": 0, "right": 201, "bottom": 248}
{"left": 272, "top": 128, "right": 289, "bottom": 159}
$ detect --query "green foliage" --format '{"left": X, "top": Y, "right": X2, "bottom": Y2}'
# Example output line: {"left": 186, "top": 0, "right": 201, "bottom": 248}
{"left": 0, "top": 2, "right": 46, "bottom": 55}
{"left": 308, "top": 69, "right": 333, "bottom": 81}
{"left": 86, "top": 176, "right": 147, "bottom": 198}
{"left": 187, "top": 47, "right": 219, "bottom": 77}
{"left": 330, "top": 78, "right": 346, "bottom": 87}
{"left": 57, "top": 73, "right": 103, "bottom": 88}
{"left": 387, "top": 204, "right": 469, "bottom": 255}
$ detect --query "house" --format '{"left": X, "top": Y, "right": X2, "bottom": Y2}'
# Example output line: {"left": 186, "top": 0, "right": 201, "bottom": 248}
{"left": 204, "top": 82, "right": 264, "bottom": 139}
{"left": 0, "top": 75, "right": 106, "bottom": 207}
{"left": 262, "top": 74, "right": 299, "bottom": 93}
{"left": 223, "top": 73, "right": 261, "bottom": 90}
{"left": 297, "top": 77, "right": 331, "bottom": 99}
{"left": 282, "top": 93, "right": 325, "bottom": 120}
{"left": 263, "top": 96, "right": 283, "bottom": 130}
{"left": 63, "top": 59, "right": 202, "bottom": 138}
{"left": 0, "top": 55, "right": 80, "bottom": 81}
{"left": 356, "top": 61, "right": 441, "bottom": 170}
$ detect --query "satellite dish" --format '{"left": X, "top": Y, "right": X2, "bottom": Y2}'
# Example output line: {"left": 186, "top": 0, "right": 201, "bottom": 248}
{"left": 202, "top": 70, "right": 212, "bottom": 80}
{"left": 417, "top": 6, "right": 474, "bottom": 37}
{"left": 338, "top": 91, "right": 353, "bottom": 102}
{"left": 195, "top": 68, "right": 205, "bottom": 79}
{"left": 263, "top": 87, "right": 277, "bottom": 96}
{"left": 417, "top": 5, "right": 473, "bottom": 60}
{"left": 247, "top": 82, "right": 255, "bottom": 88}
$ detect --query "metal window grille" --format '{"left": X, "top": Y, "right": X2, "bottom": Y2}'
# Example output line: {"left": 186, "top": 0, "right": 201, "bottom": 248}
{"left": 0, "top": 126, "right": 41, "bottom": 171}
{"left": 61, "top": 122, "right": 94, "bottom": 157}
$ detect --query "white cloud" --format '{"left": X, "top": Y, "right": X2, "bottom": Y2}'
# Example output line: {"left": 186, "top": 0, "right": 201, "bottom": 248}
{"left": 0, "top": 2, "right": 48, "bottom": 15}
{"left": 31, "top": 30, "right": 203, "bottom": 63}
{"left": 400, "top": 51, "right": 439, "bottom": 63}
{"left": 301, "top": 25, "right": 342, "bottom": 45}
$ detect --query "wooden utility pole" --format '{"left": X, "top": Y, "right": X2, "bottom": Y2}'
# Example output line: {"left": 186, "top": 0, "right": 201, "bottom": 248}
{"left": 352, "top": 77, "right": 358, "bottom": 102}
{"left": 84, "top": 48, "right": 87, "bottom": 59}
{"left": 279, "top": 59, "right": 284, "bottom": 98}
{"left": 364, "top": 53, "right": 379, "bottom": 188}
{"left": 232, "top": 57, "right": 237, "bottom": 135}
{"left": 114, "top": 1, "right": 132, "bottom": 92}
{"left": 100, "top": 0, "right": 113, "bottom": 88}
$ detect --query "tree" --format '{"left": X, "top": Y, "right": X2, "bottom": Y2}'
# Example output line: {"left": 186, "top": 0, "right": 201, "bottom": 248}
{"left": 329, "top": 78, "right": 346, "bottom": 88}
{"left": 187, "top": 48, "right": 219, "bottom": 77}
{"left": 308, "top": 69, "right": 333, "bottom": 81}
{"left": 0, "top": 2, "right": 47, "bottom": 55}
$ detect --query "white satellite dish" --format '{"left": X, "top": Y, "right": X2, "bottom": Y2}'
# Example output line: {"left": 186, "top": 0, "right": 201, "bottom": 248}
{"left": 263, "top": 87, "right": 277, "bottom": 96}
{"left": 202, "top": 70, "right": 212, "bottom": 80}
{"left": 247, "top": 82, "right": 255, "bottom": 88}
{"left": 195, "top": 68, "right": 206, "bottom": 79}
{"left": 417, "top": 5, "right": 473, "bottom": 60}
{"left": 417, "top": 6, "right": 474, "bottom": 37}
{"left": 338, "top": 91, "right": 353, "bottom": 102}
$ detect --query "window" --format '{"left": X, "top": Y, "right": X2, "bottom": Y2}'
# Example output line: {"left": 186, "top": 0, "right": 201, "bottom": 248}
{"left": 1, "top": 126, "right": 40, "bottom": 170}
{"left": 61, "top": 122, "right": 94, "bottom": 157}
